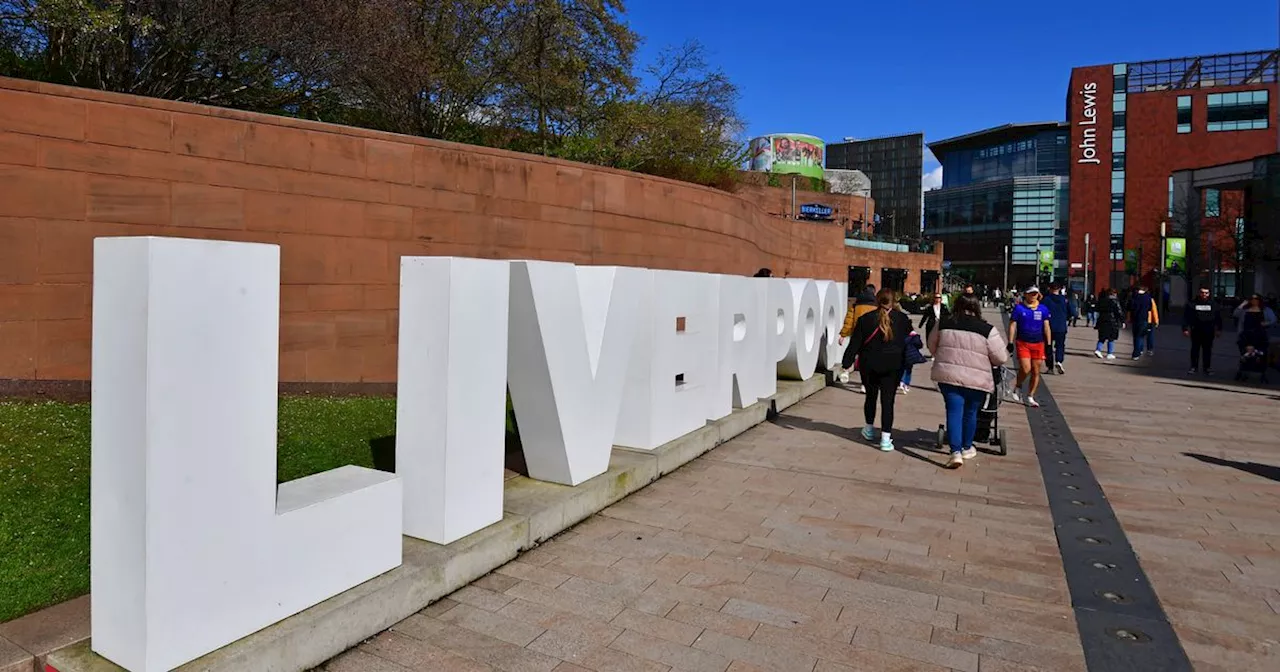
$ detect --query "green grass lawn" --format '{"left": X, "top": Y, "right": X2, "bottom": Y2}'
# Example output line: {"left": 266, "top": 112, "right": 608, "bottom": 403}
{"left": 0, "top": 397, "right": 398, "bottom": 623}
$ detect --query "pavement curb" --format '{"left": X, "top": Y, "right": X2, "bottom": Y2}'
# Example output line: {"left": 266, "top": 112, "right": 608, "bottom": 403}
{"left": 32, "top": 376, "right": 824, "bottom": 672}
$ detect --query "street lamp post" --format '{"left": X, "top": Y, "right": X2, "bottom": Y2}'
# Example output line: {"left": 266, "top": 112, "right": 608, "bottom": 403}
{"left": 1159, "top": 221, "right": 1167, "bottom": 313}
{"left": 1036, "top": 243, "right": 1042, "bottom": 287}
{"left": 1003, "top": 244, "right": 1009, "bottom": 295}
{"left": 1084, "top": 233, "right": 1091, "bottom": 298}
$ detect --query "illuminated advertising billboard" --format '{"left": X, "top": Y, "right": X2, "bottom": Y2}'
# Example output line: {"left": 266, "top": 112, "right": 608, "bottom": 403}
{"left": 749, "top": 133, "right": 826, "bottom": 180}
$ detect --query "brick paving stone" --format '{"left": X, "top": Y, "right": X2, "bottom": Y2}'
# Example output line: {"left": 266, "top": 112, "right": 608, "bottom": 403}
{"left": 852, "top": 627, "right": 979, "bottom": 672}
{"left": 609, "top": 629, "right": 730, "bottom": 672}
{"left": 691, "top": 629, "right": 817, "bottom": 671}
{"left": 323, "top": 647, "right": 414, "bottom": 671}
{"left": 609, "top": 608, "right": 702, "bottom": 646}
{"left": 664, "top": 604, "right": 759, "bottom": 640}
{"left": 391, "top": 615, "right": 561, "bottom": 671}
{"left": 438, "top": 603, "right": 549, "bottom": 647}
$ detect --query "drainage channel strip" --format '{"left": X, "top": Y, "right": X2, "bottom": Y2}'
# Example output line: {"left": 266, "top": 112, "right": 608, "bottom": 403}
{"left": 1023, "top": 384, "right": 1193, "bottom": 672}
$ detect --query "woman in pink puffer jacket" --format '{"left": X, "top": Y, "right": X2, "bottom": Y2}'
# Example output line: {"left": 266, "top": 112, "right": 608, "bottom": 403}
{"left": 928, "top": 296, "right": 1009, "bottom": 469}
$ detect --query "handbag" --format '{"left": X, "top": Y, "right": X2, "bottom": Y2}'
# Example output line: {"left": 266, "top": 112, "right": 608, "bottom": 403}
{"left": 849, "top": 327, "right": 882, "bottom": 372}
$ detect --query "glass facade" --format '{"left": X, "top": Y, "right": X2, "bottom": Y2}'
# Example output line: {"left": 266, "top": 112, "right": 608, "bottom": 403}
{"left": 924, "top": 176, "right": 1068, "bottom": 284}
{"left": 1111, "top": 64, "right": 1127, "bottom": 261}
{"left": 939, "top": 129, "right": 1069, "bottom": 188}
{"left": 1206, "top": 90, "right": 1269, "bottom": 131}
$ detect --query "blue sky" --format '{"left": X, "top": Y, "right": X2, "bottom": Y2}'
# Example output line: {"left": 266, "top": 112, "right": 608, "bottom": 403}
{"left": 625, "top": 0, "right": 1279, "bottom": 187}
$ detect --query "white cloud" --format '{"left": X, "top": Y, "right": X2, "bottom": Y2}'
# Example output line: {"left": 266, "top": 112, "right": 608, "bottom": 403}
{"left": 921, "top": 166, "right": 943, "bottom": 191}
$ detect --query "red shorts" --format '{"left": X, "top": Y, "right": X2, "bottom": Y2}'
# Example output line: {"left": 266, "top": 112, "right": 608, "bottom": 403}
{"left": 1016, "top": 340, "right": 1046, "bottom": 361}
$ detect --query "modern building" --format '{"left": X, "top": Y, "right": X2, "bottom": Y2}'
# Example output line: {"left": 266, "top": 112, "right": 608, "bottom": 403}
{"left": 923, "top": 122, "right": 1071, "bottom": 287}
{"left": 1067, "top": 50, "right": 1279, "bottom": 294}
{"left": 826, "top": 133, "right": 924, "bottom": 238}
{"left": 1170, "top": 153, "right": 1280, "bottom": 303}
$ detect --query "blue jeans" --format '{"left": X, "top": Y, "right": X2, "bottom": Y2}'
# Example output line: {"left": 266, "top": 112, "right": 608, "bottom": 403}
{"left": 1132, "top": 324, "right": 1155, "bottom": 357}
{"left": 1052, "top": 330, "right": 1067, "bottom": 364}
{"left": 939, "top": 383, "right": 986, "bottom": 454}
{"left": 1086, "top": 310, "right": 1097, "bottom": 326}
{"left": 1096, "top": 340, "right": 1115, "bottom": 355}
{"left": 901, "top": 366, "right": 913, "bottom": 387}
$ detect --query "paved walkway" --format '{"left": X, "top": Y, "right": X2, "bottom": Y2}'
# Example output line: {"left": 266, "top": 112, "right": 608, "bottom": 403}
{"left": 322, "top": 316, "right": 1279, "bottom": 672}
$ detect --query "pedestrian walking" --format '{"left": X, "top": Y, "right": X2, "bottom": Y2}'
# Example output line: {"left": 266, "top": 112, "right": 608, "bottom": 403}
{"left": 1234, "top": 293, "right": 1277, "bottom": 354}
{"left": 1068, "top": 291, "right": 1081, "bottom": 328}
{"left": 1127, "top": 286, "right": 1160, "bottom": 360}
{"left": 929, "top": 296, "right": 1009, "bottom": 468}
{"left": 1182, "top": 286, "right": 1223, "bottom": 375}
{"left": 839, "top": 284, "right": 880, "bottom": 390}
{"left": 1084, "top": 294, "right": 1098, "bottom": 327}
{"left": 1093, "top": 289, "right": 1123, "bottom": 360}
{"left": 919, "top": 293, "right": 949, "bottom": 337}
{"left": 1043, "top": 284, "right": 1070, "bottom": 375}
{"left": 844, "top": 288, "right": 911, "bottom": 452}
{"left": 1008, "top": 287, "right": 1052, "bottom": 407}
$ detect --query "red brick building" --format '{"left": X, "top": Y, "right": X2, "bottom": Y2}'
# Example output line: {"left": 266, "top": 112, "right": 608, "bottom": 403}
{"left": 1067, "top": 50, "right": 1278, "bottom": 292}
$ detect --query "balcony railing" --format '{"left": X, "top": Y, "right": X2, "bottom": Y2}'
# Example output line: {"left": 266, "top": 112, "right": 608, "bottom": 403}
{"left": 845, "top": 230, "right": 937, "bottom": 254}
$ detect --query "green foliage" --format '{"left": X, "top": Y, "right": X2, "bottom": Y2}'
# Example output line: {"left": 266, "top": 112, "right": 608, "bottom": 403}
{"left": 0, "top": 1, "right": 746, "bottom": 190}
{"left": 0, "top": 396, "right": 399, "bottom": 622}
{"left": 767, "top": 173, "right": 782, "bottom": 188}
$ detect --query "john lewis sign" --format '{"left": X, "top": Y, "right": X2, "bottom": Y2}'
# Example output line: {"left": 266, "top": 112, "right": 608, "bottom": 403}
{"left": 1076, "top": 81, "right": 1101, "bottom": 165}
{"left": 90, "top": 237, "right": 847, "bottom": 672}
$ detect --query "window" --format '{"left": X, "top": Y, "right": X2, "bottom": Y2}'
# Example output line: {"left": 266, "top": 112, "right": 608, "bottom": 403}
{"left": 1113, "top": 111, "right": 1126, "bottom": 129}
{"left": 1111, "top": 194, "right": 1125, "bottom": 211}
{"left": 1177, "top": 95, "right": 1192, "bottom": 134}
{"left": 1111, "top": 171, "right": 1125, "bottom": 194}
{"left": 1112, "top": 152, "right": 1126, "bottom": 170}
{"left": 1205, "top": 189, "right": 1220, "bottom": 217}
{"left": 1207, "top": 90, "right": 1269, "bottom": 131}
{"left": 1110, "top": 212, "right": 1124, "bottom": 235}
{"left": 1113, "top": 63, "right": 1128, "bottom": 94}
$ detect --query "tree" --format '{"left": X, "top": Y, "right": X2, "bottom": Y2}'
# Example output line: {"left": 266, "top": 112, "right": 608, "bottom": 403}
{"left": 501, "top": 0, "right": 637, "bottom": 154}
{"left": 1, "top": 1, "right": 748, "bottom": 190}
{"left": 0, "top": 0, "right": 344, "bottom": 115}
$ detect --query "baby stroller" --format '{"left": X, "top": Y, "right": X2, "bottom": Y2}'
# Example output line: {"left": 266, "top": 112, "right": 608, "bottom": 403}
{"left": 935, "top": 366, "right": 1011, "bottom": 456}
{"left": 1235, "top": 333, "right": 1270, "bottom": 383}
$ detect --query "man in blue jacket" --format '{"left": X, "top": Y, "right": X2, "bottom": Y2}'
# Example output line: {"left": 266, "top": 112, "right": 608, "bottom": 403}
{"left": 1042, "top": 283, "right": 1071, "bottom": 374}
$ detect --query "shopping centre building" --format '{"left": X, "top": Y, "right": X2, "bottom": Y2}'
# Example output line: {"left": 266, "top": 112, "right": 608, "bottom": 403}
{"left": 923, "top": 122, "right": 1070, "bottom": 287}
{"left": 1067, "top": 50, "right": 1278, "bottom": 293}
{"left": 927, "top": 49, "right": 1279, "bottom": 295}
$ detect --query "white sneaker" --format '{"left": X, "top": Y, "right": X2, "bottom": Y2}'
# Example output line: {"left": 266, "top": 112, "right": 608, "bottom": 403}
{"left": 1026, "top": 396, "right": 1040, "bottom": 408}
{"left": 1055, "top": 362, "right": 1065, "bottom": 374}
{"left": 1106, "top": 354, "right": 1116, "bottom": 360}
{"left": 1006, "top": 388, "right": 1022, "bottom": 404}
{"left": 1094, "top": 350, "right": 1103, "bottom": 358}
{"left": 947, "top": 453, "right": 964, "bottom": 469}
{"left": 897, "top": 384, "right": 909, "bottom": 395}
{"left": 879, "top": 436, "right": 895, "bottom": 452}
{"left": 961, "top": 447, "right": 978, "bottom": 460}
{"left": 858, "top": 384, "right": 867, "bottom": 395}
{"left": 838, "top": 371, "right": 850, "bottom": 384}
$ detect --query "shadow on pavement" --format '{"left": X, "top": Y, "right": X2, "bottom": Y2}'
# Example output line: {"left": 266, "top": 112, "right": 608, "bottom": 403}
{"left": 1184, "top": 452, "right": 1280, "bottom": 483}
{"left": 1153, "top": 380, "right": 1280, "bottom": 400}
{"left": 769, "top": 412, "right": 860, "bottom": 442}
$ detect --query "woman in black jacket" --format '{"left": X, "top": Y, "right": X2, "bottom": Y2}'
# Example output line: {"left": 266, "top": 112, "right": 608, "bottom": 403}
{"left": 1093, "top": 289, "right": 1123, "bottom": 360}
{"left": 846, "top": 288, "right": 913, "bottom": 452}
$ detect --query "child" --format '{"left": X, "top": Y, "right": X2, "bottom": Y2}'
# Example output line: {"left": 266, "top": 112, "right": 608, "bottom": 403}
{"left": 901, "top": 329, "right": 927, "bottom": 394}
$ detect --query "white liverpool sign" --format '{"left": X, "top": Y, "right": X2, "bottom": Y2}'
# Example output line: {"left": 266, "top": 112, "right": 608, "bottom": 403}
{"left": 90, "top": 237, "right": 847, "bottom": 672}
